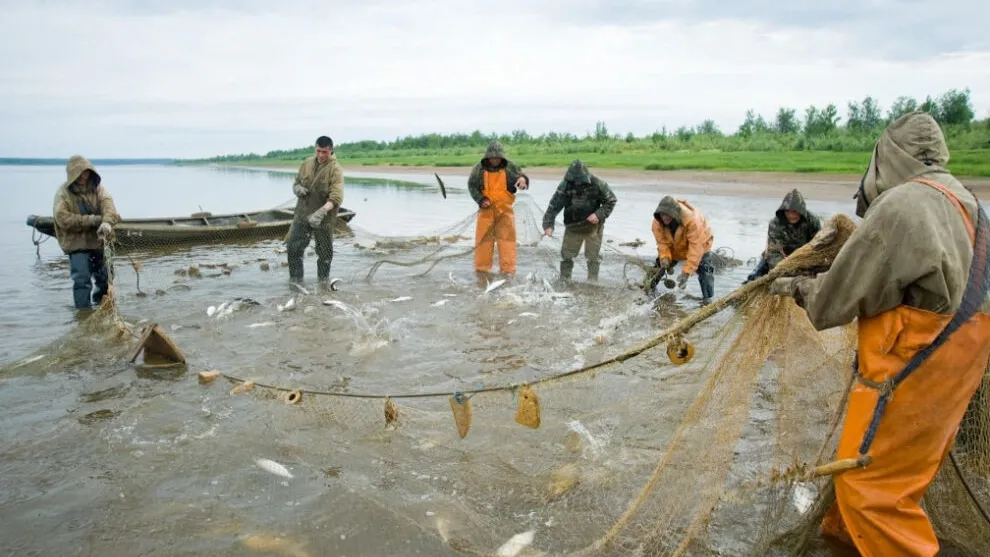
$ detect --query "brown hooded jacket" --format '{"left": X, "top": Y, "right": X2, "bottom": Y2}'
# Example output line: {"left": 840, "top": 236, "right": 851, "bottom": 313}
{"left": 53, "top": 155, "right": 121, "bottom": 254}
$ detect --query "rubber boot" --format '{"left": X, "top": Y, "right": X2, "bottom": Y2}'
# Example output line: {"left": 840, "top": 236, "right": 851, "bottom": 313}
{"left": 587, "top": 260, "right": 600, "bottom": 282}
{"left": 559, "top": 259, "right": 574, "bottom": 282}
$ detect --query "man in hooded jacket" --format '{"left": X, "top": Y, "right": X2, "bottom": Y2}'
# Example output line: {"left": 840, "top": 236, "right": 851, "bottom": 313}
{"left": 287, "top": 135, "right": 345, "bottom": 285}
{"left": 53, "top": 155, "right": 121, "bottom": 309}
{"left": 468, "top": 141, "right": 530, "bottom": 277}
{"left": 651, "top": 196, "right": 715, "bottom": 304}
{"left": 745, "top": 188, "right": 822, "bottom": 283}
{"left": 542, "top": 160, "right": 618, "bottom": 282}
{"left": 770, "top": 111, "right": 990, "bottom": 557}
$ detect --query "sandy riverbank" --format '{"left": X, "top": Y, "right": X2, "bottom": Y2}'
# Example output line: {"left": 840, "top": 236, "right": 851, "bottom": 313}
{"left": 247, "top": 164, "right": 990, "bottom": 203}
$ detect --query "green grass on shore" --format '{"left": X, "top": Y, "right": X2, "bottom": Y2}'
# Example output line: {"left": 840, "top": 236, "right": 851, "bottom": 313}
{"left": 204, "top": 149, "right": 990, "bottom": 177}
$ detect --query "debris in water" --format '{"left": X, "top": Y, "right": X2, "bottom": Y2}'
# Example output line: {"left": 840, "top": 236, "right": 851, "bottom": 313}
{"left": 277, "top": 298, "right": 296, "bottom": 312}
{"left": 255, "top": 458, "right": 294, "bottom": 479}
{"left": 385, "top": 397, "right": 399, "bottom": 427}
{"left": 198, "top": 370, "right": 221, "bottom": 384}
{"left": 564, "top": 431, "right": 582, "bottom": 453}
{"left": 260, "top": 262, "right": 271, "bottom": 271}
{"left": 390, "top": 296, "right": 413, "bottom": 302}
{"left": 78, "top": 408, "right": 121, "bottom": 425}
{"left": 484, "top": 279, "right": 507, "bottom": 294}
{"left": 496, "top": 530, "right": 535, "bottom": 557}
{"left": 549, "top": 463, "right": 580, "bottom": 500}
{"left": 284, "top": 390, "right": 303, "bottom": 405}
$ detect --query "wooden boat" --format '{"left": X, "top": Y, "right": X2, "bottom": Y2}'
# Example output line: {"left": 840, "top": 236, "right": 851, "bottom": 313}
{"left": 26, "top": 207, "right": 356, "bottom": 250}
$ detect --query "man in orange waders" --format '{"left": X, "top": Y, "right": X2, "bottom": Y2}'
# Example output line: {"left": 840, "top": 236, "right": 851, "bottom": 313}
{"left": 467, "top": 141, "right": 530, "bottom": 278}
{"left": 770, "top": 111, "right": 990, "bottom": 557}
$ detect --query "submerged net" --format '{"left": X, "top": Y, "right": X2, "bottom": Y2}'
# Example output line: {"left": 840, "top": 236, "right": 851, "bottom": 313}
{"left": 4, "top": 184, "right": 989, "bottom": 557}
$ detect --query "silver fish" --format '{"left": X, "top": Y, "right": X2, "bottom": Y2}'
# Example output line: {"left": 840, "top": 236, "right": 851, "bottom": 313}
{"left": 484, "top": 279, "right": 507, "bottom": 294}
{"left": 255, "top": 458, "right": 293, "bottom": 479}
{"left": 496, "top": 530, "right": 535, "bottom": 557}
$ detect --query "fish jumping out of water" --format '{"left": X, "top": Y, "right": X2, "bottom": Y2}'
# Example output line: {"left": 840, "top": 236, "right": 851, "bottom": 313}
{"left": 255, "top": 458, "right": 293, "bottom": 479}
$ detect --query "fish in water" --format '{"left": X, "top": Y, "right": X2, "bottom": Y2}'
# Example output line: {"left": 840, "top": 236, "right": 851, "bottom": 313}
{"left": 390, "top": 296, "right": 412, "bottom": 302}
{"left": 278, "top": 298, "right": 296, "bottom": 312}
{"left": 327, "top": 278, "right": 341, "bottom": 291}
{"left": 432, "top": 299, "right": 447, "bottom": 307}
{"left": 240, "top": 534, "right": 310, "bottom": 557}
{"left": 207, "top": 306, "right": 217, "bottom": 317}
{"left": 484, "top": 279, "right": 507, "bottom": 294}
{"left": 246, "top": 322, "right": 275, "bottom": 328}
{"left": 792, "top": 482, "right": 816, "bottom": 514}
{"left": 496, "top": 530, "right": 535, "bottom": 557}
{"left": 290, "top": 283, "right": 310, "bottom": 296}
{"left": 255, "top": 458, "right": 293, "bottom": 478}
{"left": 517, "top": 312, "right": 539, "bottom": 318}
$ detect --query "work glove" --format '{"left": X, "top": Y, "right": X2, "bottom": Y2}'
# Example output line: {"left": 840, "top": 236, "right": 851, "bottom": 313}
{"left": 86, "top": 215, "right": 103, "bottom": 228}
{"left": 307, "top": 205, "right": 330, "bottom": 228}
{"left": 769, "top": 277, "right": 798, "bottom": 297}
{"left": 97, "top": 222, "right": 113, "bottom": 238}
{"left": 654, "top": 257, "right": 670, "bottom": 270}
{"left": 677, "top": 272, "right": 690, "bottom": 289}
{"left": 293, "top": 184, "right": 309, "bottom": 198}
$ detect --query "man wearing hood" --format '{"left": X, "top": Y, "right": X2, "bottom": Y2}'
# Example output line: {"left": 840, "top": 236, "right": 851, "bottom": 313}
{"left": 745, "top": 188, "right": 822, "bottom": 283}
{"left": 770, "top": 111, "right": 990, "bottom": 557}
{"left": 651, "top": 196, "right": 715, "bottom": 304}
{"left": 468, "top": 141, "right": 530, "bottom": 277}
{"left": 53, "top": 155, "right": 121, "bottom": 309}
{"left": 287, "top": 135, "right": 345, "bottom": 286}
{"left": 542, "top": 160, "right": 617, "bottom": 282}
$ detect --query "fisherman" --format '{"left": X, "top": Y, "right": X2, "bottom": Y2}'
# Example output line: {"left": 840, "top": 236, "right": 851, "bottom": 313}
{"left": 468, "top": 140, "right": 530, "bottom": 278}
{"left": 542, "top": 160, "right": 618, "bottom": 283}
{"left": 53, "top": 155, "right": 121, "bottom": 310}
{"left": 286, "top": 135, "right": 345, "bottom": 286}
{"left": 770, "top": 111, "right": 990, "bottom": 557}
{"left": 650, "top": 196, "right": 715, "bottom": 304}
{"left": 744, "top": 188, "right": 822, "bottom": 283}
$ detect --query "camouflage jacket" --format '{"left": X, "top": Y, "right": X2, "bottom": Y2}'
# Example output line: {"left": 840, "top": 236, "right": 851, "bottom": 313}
{"left": 542, "top": 161, "right": 617, "bottom": 230}
{"left": 467, "top": 140, "right": 529, "bottom": 207}
{"left": 764, "top": 189, "right": 822, "bottom": 268}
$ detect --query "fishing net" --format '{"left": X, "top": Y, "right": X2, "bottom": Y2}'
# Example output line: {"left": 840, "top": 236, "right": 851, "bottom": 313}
{"left": 4, "top": 183, "right": 989, "bottom": 557}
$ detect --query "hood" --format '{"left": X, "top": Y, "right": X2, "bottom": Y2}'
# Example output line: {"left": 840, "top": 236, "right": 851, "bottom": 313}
{"left": 653, "top": 196, "right": 682, "bottom": 224}
{"left": 775, "top": 188, "right": 810, "bottom": 222}
{"left": 564, "top": 159, "right": 591, "bottom": 183}
{"left": 857, "top": 111, "right": 949, "bottom": 217}
{"left": 483, "top": 140, "right": 506, "bottom": 163}
{"left": 61, "top": 155, "right": 101, "bottom": 191}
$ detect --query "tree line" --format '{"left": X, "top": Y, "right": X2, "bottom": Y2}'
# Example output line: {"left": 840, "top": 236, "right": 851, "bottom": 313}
{"left": 194, "top": 88, "right": 988, "bottom": 163}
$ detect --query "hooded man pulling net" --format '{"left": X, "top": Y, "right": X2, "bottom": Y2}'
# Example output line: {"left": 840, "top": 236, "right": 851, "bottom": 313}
{"left": 468, "top": 141, "right": 530, "bottom": 278}
{"left": 53, "top": 155, "right": 121, "bottom": 310}
{"left": 771, "top": 111, "right": 990, "bottom": 557}
{"left": 650, "top": 196, "right": 716, "bottom": 304}
{"left": 745, "top": 188, "right": 822, "bottom": 284}
{"left": 541, "top": 159, "right": 618, "bottom": 283}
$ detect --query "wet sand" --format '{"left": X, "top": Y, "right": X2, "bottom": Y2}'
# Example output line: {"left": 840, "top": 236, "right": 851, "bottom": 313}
{"left": 330, "top": 165, "right": 990, "bottom": 202}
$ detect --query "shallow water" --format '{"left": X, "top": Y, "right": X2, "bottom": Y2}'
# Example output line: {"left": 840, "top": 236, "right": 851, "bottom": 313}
{"left": 1, "top": 163, "right": 864, "bottom": 556}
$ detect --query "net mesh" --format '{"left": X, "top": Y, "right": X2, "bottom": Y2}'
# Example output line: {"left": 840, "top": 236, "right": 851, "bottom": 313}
{"left": 4, "top": 190, "right": 989, "bottom": 557}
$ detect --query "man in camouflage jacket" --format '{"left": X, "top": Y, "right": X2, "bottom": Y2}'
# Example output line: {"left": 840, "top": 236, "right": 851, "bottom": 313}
{"left": 542, "top": 160, "right": 617, "bottom": 282}
{"left": 287, "top": 135, "right": 344, "bottom": 285}
{"left": 745, "top": 188, "right": 822, "bottom": 283}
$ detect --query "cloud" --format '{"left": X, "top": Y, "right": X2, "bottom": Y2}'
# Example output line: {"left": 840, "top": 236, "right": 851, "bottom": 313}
{"left": 0, "top": 0, "right": 987, "bottom": 157}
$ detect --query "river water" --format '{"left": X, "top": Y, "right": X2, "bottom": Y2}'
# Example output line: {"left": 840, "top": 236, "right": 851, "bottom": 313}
{"left": 1, "top": 163, "right": 870, "bottom": 556}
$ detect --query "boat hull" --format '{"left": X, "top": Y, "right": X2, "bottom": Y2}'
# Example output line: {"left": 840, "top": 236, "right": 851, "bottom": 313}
{"left": 26, "top": 208, "right": 356, "bottom": 250}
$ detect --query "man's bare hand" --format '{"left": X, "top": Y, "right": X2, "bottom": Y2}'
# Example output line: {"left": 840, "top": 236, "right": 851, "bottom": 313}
{"left": 515, "top": 177, "right": 528, "bottom": 191}
{"left": 587, "top": 213, "right": 600, "bottom": 225}
{"left": 544, "top": 228, "right": 553, "bottom": 237}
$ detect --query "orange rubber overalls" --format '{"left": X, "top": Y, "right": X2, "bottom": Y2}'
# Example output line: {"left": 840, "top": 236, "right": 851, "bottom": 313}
{"left": 821, "top": 178, "right": 990, "bottom": 556}
{"left": 474, "top": 168, "right": 517, "bottom": 274}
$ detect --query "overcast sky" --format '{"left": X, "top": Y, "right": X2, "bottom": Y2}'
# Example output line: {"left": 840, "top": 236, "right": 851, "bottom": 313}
{"left": 1, "top": 0, "right": 987, "bottom": 158}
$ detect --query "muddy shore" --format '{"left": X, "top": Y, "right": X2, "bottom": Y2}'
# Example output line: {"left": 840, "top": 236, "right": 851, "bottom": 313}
{"left": 270, "top": 164, "right": 990, "bottom": 202}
